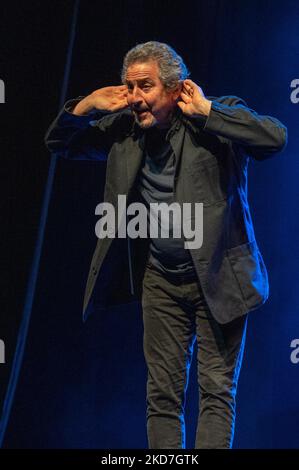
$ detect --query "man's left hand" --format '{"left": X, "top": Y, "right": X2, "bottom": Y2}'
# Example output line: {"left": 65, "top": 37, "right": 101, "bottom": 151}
{"left": 177, "top": 79, "right": 212, "bottom": 118}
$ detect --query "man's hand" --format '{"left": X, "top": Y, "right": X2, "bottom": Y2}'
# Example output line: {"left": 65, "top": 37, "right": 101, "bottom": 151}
{"left": 73, "top": 85, "right": 129, "bottom": 116}
{"left": 177, "top": 79, "right": 212, "bottom": 118}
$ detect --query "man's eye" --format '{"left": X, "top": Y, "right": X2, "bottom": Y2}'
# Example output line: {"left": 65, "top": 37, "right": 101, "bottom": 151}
{"left": 126, "top": 84, "right": 151, "bottom": 92}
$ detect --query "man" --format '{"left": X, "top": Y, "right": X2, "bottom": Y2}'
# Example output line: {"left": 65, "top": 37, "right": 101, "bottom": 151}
{"left": 45, "top": 41, "right": 287, "bottom": 448}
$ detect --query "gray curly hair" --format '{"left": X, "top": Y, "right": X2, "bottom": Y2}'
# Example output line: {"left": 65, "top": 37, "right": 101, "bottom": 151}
{"left": 121, "top": 41, "right": 190, "bottom": 91}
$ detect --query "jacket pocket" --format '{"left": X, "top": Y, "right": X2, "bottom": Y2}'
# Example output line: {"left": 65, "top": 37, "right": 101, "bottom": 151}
{"left": 187, "top": 157, "right": 228, "bottom": 206}
{"left": 226, "top": 241, "right": 269, "bottom": 310}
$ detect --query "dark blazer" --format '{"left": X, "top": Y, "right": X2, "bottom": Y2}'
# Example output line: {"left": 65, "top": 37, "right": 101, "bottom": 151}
{"left": 45, "top": 95, "right": 287, "bottom": 324}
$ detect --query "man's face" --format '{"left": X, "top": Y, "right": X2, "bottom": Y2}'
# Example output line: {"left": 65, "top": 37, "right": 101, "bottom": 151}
{"left": 125, "top": 60, "right": 181, "bottom": 129}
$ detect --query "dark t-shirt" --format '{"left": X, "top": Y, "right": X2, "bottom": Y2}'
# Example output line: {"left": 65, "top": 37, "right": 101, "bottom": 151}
{"left": 137, "top": 125, "right": 196, "bottom": 276}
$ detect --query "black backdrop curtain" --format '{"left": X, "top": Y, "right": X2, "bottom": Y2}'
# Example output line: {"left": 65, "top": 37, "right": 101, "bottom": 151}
{"left": 1, "top": 0, "right": 298, "bottom": 448}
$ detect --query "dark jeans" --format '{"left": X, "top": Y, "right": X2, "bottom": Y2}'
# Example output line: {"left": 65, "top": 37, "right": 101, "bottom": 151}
{"left": 141, "top": 261, "right": 248, "bottom": 449}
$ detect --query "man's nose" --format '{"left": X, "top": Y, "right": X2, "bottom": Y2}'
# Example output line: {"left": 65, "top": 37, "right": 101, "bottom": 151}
{"left": 130, "top": 87, "right": 143, "bottom": 105}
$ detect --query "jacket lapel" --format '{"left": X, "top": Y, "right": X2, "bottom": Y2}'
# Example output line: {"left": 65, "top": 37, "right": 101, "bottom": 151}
{"left": 125, "top": 132, "right": 145, "bottom": 195}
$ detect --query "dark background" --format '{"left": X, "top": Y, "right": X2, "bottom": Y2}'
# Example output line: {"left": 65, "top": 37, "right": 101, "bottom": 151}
{"left": 1, "top": 0, "right": 298, "bottom": 448}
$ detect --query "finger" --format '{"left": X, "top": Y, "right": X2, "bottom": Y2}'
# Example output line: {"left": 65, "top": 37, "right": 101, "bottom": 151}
{"left": 180, "top": 91, "right": 192, "bottom": 103}
{"left": 117, "top": 97, "right": 128, "bottom": 105}
{"left": 185, "top": 81, "right": 197, "bottom": 94}
{"left": 184, "top": 86, "right": 194, "bottom": 97}
{"left": 114, "top": 85, "right": 127, "bottom": 93}
{"left": 176, "top": 101, "right": 185, "bottom": 112}
{"left": 183, "top": 89, "right": 193, "bottom": 99}
{"left": 186, "top": 79, "right": 204, "bottom": 96}
{"left": 121, "top": 98, "right": 129, "bottom": 107}
{"left": 181, "top": 91, "right": 192, "bottom": 100}
{"left": 183, "top": 84, "right": 193, "bottom": 96}
{"left": 184, "top": 79, "right": 195, "bottom": 87}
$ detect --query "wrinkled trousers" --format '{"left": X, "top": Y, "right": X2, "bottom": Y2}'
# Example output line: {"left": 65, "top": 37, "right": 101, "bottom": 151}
{"left": 141, "top": 261, "right": 248, "bottom": 449}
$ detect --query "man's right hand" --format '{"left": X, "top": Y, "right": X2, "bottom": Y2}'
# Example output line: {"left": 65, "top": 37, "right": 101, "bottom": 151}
{"left": 72, "top": 85, "right": 129, "bottom": 116}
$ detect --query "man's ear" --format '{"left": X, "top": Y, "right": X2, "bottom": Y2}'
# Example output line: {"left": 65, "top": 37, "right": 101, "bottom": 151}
{"left": 173, "top": 81, "right": 183, "bottom": 102}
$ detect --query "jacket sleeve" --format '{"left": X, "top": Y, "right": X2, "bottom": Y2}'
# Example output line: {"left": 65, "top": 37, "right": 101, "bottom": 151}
{"left": 194, "top": 95, "right": 288, "bottom": 160}
{"left": 44, "top": 97, "right": 115, "bottom": 161}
